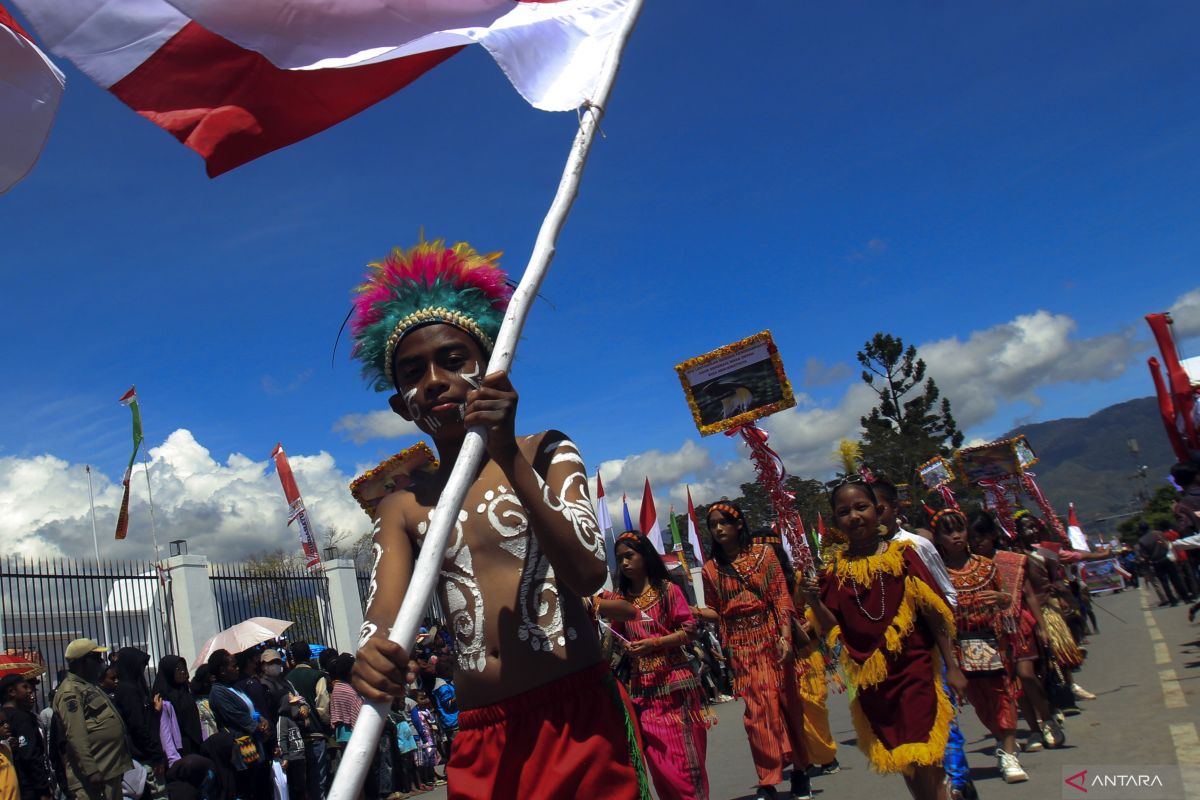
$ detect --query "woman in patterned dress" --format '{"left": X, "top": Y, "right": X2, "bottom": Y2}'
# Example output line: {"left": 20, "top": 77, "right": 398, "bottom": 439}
{"left": 605, "top": 532, "right": 711, "bottom": 800}
{"left": 932, "top": 509, "right": 1028, "bottom": 784}
{"left": 697, "top": 503, "right": 811, "bottom": 800}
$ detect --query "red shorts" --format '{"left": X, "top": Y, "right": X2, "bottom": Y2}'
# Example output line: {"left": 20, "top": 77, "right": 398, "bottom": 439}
{"left": 447, "top": 663, "right": 651, "bottom": 800}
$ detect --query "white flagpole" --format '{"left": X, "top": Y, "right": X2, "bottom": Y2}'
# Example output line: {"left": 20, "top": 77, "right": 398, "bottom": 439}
{"left": 86, "top": 465, "right": 113, "bottom": 649}
{"left": 327, "top": 2, "right": 647, "bottom": 795}
{"left": 141, "top": 453, "right": 163, "bottom": 563}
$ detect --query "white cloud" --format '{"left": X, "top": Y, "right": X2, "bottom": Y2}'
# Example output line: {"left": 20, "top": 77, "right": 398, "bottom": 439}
{"left": 921, "top": 310, "right": 1140, "bottom": 429}
{"left": 802, "top": 357, "right": 851, "bottom": 387}
{"left": 0, "top": 430, "right": 371, "bottom": 562}
{"left": 1168, "top": 288, "right": 1200, "bottom": 338}
{"left": 332, "top": 410, "right": 420, "bottom": 444}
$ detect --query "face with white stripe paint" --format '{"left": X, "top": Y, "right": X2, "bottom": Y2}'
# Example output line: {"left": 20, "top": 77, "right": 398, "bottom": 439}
{"left": 388, "top": 323, "right": 486, "bottom": 439}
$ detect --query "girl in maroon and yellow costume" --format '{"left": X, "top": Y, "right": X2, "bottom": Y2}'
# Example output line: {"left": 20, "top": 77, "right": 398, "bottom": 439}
{"left": 931, "top": 508, "right": 1028, "bottom": 784}
{"left": 697, "top": 503, "right": 811, "bottom": 800}
{"left": 802, "top": 481, "right": 965, "bottom": 800}
{"left": 604, "top": 532, "right": 712, "bottom": 800}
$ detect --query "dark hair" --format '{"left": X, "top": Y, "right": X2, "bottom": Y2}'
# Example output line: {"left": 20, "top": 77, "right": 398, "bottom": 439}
{"left": 189, "top": 664, "right": 213, "bottom": 696}
{"left": 1155, "top": 518, "right": 1172, "bottom": 532}
{"left": 318, "top": 649, "right": 338, "bottom": 673}
{"left": 829, "top": 479, "right": 877, "bottom": 510}
{"left": 1137, "top": 521, "right": 1150, "bottom": 535}
{"left": 206, "top": 649, "right": 232, "bottom": 678}
{"left": 706, "top": 502, "right": 751, "bottom": 565}
{"left": 614, "top": 532, "right": 671, "bottom": 596}
{"left": 235, "top": 649, "right": 260, "bottom": 674}
{"left": 968, "top": 510, "right": 1000, "bottom": 540}
{"left": 1171, "top": 461, "right": 1199, "bottom": 489}
{"left": 872, "top": 477, "right": 898, "bottom": 505}
{"left": 328, "top": 653, "right": 355, "bottom": 683}
{"left": 290, "top": 641, "right": 312, "bottom": 665}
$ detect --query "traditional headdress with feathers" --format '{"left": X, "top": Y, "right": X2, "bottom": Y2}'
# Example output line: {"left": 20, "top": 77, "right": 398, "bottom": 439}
{"left": 349, "top": 238, "right": 512, "bottom": 391}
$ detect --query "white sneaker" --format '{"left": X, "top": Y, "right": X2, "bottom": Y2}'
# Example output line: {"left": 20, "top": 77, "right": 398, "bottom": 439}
{"left": 1022, "top": 733, "right": 1044, "bottom": 753}
{"left": 1042, "top": 719, "right": 1066, "bottom": 749}
{"left": 1072, "top": 683, "right": 1097, "bottom": 700}
{"left": 997, "top": 749, "right": 1029, "bottom": 783}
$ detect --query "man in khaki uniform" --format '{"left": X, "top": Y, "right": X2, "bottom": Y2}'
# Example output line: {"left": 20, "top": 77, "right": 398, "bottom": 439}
{"left": 52, "top": 639, "right": 132, "bottom": 800}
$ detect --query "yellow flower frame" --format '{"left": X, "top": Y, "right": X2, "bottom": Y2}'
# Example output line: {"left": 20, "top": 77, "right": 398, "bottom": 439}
{"left": 674, "top": 330, "right": 795, "bottom": 436}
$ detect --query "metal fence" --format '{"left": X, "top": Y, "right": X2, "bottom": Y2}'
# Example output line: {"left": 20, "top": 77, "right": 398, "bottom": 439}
{"left": 209, "top": 561, "right": 338, "bottom": 650}
{"left": 0, "top": 557, "right": 177, "bottom": 704}
{"left": 356, "top": 570, "right": 450, "bottom": 631}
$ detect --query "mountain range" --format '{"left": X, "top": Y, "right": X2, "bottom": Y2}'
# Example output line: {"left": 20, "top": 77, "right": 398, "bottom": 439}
{"left": 1004, "top": 396, "right": 1176, "bottom": 534}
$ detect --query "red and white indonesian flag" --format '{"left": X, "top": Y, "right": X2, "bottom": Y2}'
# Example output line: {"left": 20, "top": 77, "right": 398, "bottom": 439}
{"left": 13, "top": 0, "right": 633, "bottom": 177}
{"left": 639, "top": 478, "right": 665, "bottom": 555}
{"left": 272, "top": 443, "right": 322, "bottom": 569}
{"left": 1066, "top": 503, "right": 1090, "bottom": 552}
{"left": 0, "top": 3, "right": 64, "bottom": 193}
{"left": 595, "top": 470, "right": 616, "bottom": 567}
{"left": 685, "top": 486, "right": 705, "bottom": 565}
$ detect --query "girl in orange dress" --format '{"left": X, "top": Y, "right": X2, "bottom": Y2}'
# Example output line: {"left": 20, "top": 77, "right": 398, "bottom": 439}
{"left": 697, "top": 503, "right": 811, "bottom": 800}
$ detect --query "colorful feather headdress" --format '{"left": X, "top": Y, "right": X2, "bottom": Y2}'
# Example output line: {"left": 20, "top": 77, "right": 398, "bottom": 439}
{"left": 350, "top": 238, "right": 512, "bottom": 391}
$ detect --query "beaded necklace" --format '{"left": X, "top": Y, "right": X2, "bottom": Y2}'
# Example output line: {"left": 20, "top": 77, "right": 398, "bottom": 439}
{"left": 845, "top": 542, "right": 887, "bottom": 622}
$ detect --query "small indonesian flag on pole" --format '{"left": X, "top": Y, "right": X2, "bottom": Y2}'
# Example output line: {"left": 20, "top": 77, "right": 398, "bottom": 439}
{"left": 0, "top": 2, "right": 64, "bottom": 194}
{"left": 639, "top": 478, "right": 665, "bottom": 555}
{"left": 1067, "top": 503, "right": 1090, "bottom": 552}
{"left": 114, "top": 387, "right": 144, "bottom": 540}
{"left": 272, "top": 443, "right": 322, "bottom": 569}
{"left": 622, "top": 492, "right": 634, "bottom": 533}
{"left": 13, "top": 0, "right": 634, "bottom": 177}
{"left": 595, "top": 470, "right": 616, "bottom": 568}
{"left": 686, "top": 486, "right": 705, "bottom": 566}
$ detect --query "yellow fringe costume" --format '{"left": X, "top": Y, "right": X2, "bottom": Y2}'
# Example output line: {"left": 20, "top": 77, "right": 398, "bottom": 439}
{"left": 821, "top": 539, "right": 956, "bottom": 774}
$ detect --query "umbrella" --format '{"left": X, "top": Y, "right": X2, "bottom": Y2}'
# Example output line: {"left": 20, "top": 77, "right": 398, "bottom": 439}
{"left": 0, "top": 653, "right": 47, "bottom": 679}
{"left": 195, "top": 617, "right": 293, "bottom": 666}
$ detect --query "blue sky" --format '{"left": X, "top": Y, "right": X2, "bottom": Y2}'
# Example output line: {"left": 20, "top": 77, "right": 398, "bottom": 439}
{"left": 3, "top": 2, "right": 1200, "bottom": 560}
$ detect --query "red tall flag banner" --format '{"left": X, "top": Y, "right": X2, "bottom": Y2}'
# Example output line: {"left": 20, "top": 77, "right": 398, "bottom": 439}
{"left": 272, "top": 443, "right": 321, "bottom": 569}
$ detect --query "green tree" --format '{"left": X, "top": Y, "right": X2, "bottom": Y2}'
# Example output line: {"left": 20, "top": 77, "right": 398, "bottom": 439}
{"left": 1116, "top": 485, "right": 1178, "bottom": 542}
{"left": 857, "top": 333, "right": 964, "bottom": 484}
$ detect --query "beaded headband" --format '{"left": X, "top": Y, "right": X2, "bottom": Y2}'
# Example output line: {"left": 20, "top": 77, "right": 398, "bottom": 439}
{"left": 349, "top": 239, "right": 511, "bottom": 392}
{"left": 931, "top": 508, "right": 966, "bottom": 529}
{"left": 708, "top": 503, "right": 741, "bottom": 520}
{"left": 615, "top": 531, "right": 642, "bottom": 547}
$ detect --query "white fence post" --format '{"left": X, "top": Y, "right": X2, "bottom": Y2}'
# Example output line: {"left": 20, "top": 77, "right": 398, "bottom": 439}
{"left": 165, "top": 553, "right": 220, "bottom": 668}
{"left": 323, "top": 558, "right": 364, "bottom": 653}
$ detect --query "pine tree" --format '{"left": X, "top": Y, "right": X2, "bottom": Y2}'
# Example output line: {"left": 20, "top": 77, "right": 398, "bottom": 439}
{"left": 857, "top": 333, "right": 964, "bottom": 482}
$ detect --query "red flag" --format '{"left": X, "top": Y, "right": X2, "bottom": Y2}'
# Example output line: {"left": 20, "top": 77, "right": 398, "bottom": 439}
{"left": 817, "top": 511, "right": 828, "bottom": 542}
{"left": 272, "top": 443, "right": 321, "bottom": 569}
{"left": 639, "top": 478, "right": 665, "bottom": 554}
{"left": 15, "top": 0, "right": 631, "bottom": 177}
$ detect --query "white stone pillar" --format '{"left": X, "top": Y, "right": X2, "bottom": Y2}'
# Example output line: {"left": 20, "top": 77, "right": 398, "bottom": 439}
{"left": 323, "top": 559, "right": 364, "bottom": 654}
{"left": 165, "top": 554, "right": 220, "bottom": 668}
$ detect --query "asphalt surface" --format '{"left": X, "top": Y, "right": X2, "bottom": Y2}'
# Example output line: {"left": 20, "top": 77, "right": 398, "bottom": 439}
{"left": 402, "top": 585, "right": 1200, "bottom": 799}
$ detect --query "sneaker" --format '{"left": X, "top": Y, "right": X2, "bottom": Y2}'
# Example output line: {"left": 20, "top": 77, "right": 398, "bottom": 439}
{"left": 1022, "top": 732, "right": 1044, "bottom": 752}
{"left": 997, "top": 748, "right": 1029, "bottom": 783}
{"left": 791, "top": 772, "right": 813, "bottom": 800}
{"left": 1073, "top": 684, "right": 1097, "bottom": 700}
{"left": 1054, "top": 709, "right": 1067, "bottom": 725}
{"left": 816, "top": 758, "right": 840, "bottom": 775}
{"left": 1042, "top": 719, "right": 1066, "bottom": 749}
{"left": 754, "top": 786, "right": 778, "bottom": 800}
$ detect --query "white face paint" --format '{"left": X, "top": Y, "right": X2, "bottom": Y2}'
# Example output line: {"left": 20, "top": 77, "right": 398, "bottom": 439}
{"left": 402, "top": 387, "right": 421, "bottom": 420}
{"left": 461, "top": 361, "right": 482, "bottom": 390}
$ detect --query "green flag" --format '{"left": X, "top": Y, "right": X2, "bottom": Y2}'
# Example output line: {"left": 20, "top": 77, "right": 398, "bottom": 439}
{"left": 115, "top": 386, "right": 144, "bottom": 540}
{"left": 668, "top": 507, "right": 683, "bottom": 551}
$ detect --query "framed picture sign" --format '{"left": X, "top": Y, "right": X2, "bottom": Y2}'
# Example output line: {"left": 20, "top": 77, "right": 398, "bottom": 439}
{"left": 675, "top": 331, "right": 795, "bottom": 436}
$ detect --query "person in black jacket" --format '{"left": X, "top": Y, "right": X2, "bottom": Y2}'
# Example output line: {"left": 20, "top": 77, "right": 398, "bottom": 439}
{"left": 111, "top": 648, "right": 166, "bottom": 786}
{"left": 207, "top": 650, "right": 271, "bottom": 800}
{"left": 0, "top": 675, "right": 51, "bottom": 800}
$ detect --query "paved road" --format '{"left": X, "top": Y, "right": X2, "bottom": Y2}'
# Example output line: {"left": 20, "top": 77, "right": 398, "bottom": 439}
{"left": 401, "top": 586, "right": 1200, "bottom": 799}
